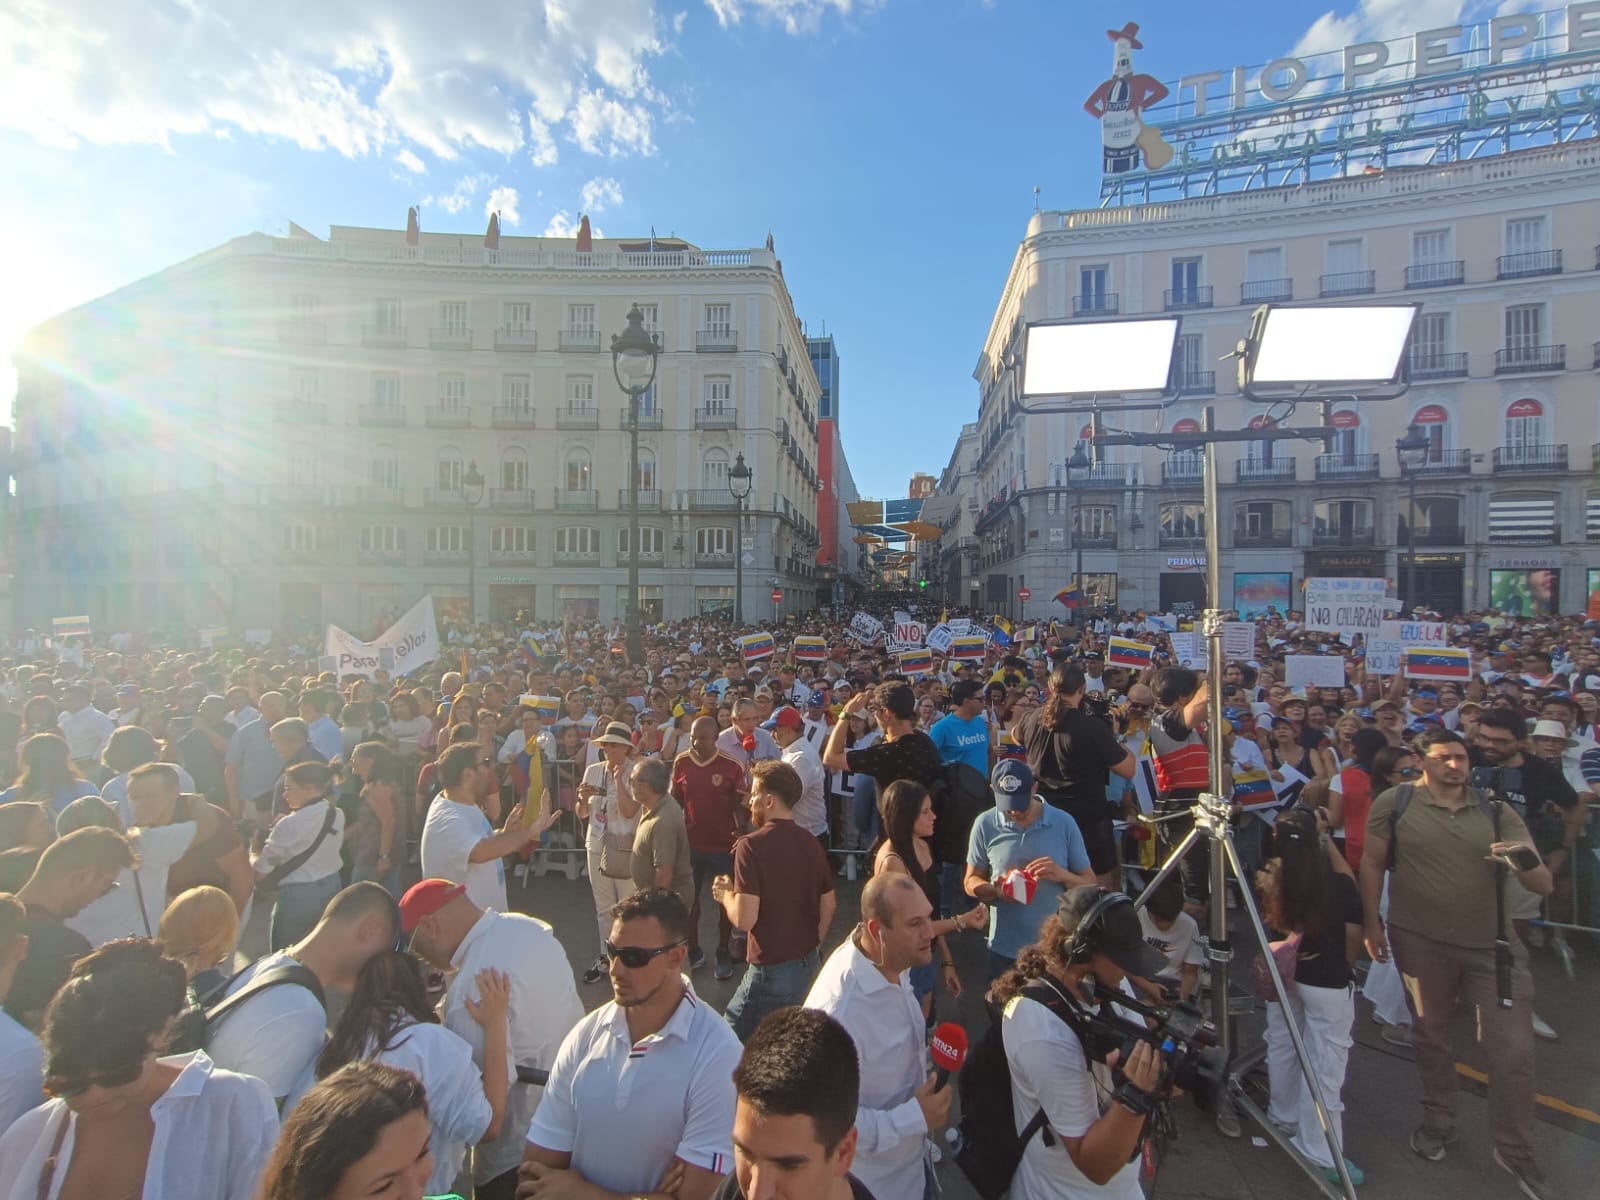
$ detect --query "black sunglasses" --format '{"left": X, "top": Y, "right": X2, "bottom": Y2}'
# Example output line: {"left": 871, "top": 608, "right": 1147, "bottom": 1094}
{"left": 602, "top": 938, "right": 686, "bottom": 968}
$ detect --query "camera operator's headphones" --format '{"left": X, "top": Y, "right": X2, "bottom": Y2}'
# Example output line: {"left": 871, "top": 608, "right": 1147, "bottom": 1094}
{"left": 1062, "top": 888, "right": 1132, "bottom": 965}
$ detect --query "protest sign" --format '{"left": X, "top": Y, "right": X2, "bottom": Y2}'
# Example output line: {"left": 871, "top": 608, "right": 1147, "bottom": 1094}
{"left": 925, "top": 624, "right": 955, "bottom": 654}
{"left": 1365, "top": 620, "right": 1446, "bottom": 677}
{"left": 847, "top": 612, "right": 884, "bottom": 644}
{"left": 1221, "top": 622, "right": 1255, "bottom": 660}
{"left": 1304, "top": 577, "right": 1388, "bottom": 637}
{"left": 1169, "top": 633, "right": 1207, "bottom": 670}
{"left": 324, "top": 595, "right": 441, "bottom": 680}
{"left": 1284, "top": 654, "right": 1346, "bottom": 690}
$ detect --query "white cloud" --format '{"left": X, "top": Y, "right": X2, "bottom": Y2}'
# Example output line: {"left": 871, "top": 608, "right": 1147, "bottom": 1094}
{"left": 0, "top": 0, "right": 667, "bottom": 165}
{"left": 544, "top": 210, "right": 580, "bottom": 237}
{"left": 425, "top": 173, "right": 487, "bottom": 215}
{"left": 705, "top": 0, "right": 881, "bottom": 34}
{"left": 1290, "top": 1, "right": 1491, "bottom": 58}
{"left": 487, "top": 185, "right": 521, "bottom": 225}
{"left": 395, "top": 148, "right": 426, "bottom": 173}
{"left": 580, "top": 176, "right": 625, "bottom": 213}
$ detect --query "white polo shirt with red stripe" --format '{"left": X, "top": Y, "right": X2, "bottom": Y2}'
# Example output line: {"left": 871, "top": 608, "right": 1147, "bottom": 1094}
{"left": 527, "top": 978, "right": 741, "bottom": 1190}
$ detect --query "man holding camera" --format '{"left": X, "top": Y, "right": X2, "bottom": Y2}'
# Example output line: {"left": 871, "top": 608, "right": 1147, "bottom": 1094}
{"left": 989, "top": 886, "right": 1171, "bottom": 1200}
{"left": 1361, "top": 727, "right": 1557, "bottom": 1200}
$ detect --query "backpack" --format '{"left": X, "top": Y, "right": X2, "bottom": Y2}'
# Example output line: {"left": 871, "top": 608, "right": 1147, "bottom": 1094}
{"left": 932, "top": 762, "right": 992, "bottom": 866}
{"left": 953, "top": 981, "right": 1076, "bottom": 1200}
{"left": 166, "top": 961, "right": 327, "bottom": 1055}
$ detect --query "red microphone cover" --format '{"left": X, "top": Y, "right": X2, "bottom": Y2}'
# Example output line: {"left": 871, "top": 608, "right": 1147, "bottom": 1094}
{"left": 930, "top": 1023, "right": 968, "bottom": 1073}
{"left": 741, "top": 733, "right": 757, "bottom": 752}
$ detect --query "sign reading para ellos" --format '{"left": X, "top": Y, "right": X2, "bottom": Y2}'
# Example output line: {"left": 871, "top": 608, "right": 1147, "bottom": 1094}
{"left": 324, "top": 595, "right": 441, "bottom": 680}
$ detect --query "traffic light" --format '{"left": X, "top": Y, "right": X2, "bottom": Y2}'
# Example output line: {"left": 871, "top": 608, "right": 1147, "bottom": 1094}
{"left": 918, "top": 579, "right": 928, "bottom": 589}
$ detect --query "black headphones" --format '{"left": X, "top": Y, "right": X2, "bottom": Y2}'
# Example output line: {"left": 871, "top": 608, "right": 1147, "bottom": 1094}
{"left": 1062, "top": 888, "right": 1132, "bottom": 964}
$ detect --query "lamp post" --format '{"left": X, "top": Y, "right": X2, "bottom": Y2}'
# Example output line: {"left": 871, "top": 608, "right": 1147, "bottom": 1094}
{"left": 1395, "top": 422, "right": 1429, "bottom": 615}
{"left": 461, "top": 460, "right": 485, "bottom": 622}
{"left": 612, "top": 304, "right": 661, "bottom": 660}
{"left": 1065, "top": 441, "right": 1091, "bottom": 622}
{"left": 728, "top": 451, "right": 753, "bottom": 626}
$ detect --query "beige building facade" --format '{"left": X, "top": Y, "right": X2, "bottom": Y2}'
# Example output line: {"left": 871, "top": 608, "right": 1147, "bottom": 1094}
{"left": 12, "top": 223, "right": 838, "bottom": 633}
{"left": 959, "top": 143, "right": 1600, "bottom": 620}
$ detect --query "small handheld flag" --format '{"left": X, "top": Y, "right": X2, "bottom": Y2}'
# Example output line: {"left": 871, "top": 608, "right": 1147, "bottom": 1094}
{"left": 521, "top": 695, "right": 562, "bottom": 725}
{"left": 1232, "top": 769, "right": 1278, "bottom": 809}
{"left": 898, "top": 648, "right": 933, "bottom": 678}
{"left": 519, "top": 633, "right": 549, "bottom": 664}
{"left": 1403, "top": 646, "right": 1471, "bottom": 682}
{"left": 950, "top": 635, "right": 987, "bottom": 661}
{"left": 793, "top": 636, "right": 827, "bottom": 663}
{"left": 1054, "top": 587, "right": 1083, "bottom": 609}
{"left": 737, "top": 632, "right": 777, "bottom": 663}
{"left": 1108, "top": 636, "right": 1154, "bottom": 669}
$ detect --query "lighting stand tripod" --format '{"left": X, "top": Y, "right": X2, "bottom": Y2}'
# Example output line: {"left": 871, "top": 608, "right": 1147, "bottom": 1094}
{"left": 1096, "top": 405, "right": 1356, "bottom": 1200}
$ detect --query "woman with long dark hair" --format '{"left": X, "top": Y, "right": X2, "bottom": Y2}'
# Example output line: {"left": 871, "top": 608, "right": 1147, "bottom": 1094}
{"left": 315, "top": 950, "right": 510, "bottom": 1197}
{"left": 0, "top": 938, "right": 277, "bottom": 1200}
{"left": 258, "top": 1061, "right": 434, "bottom": 1200}
{"left": 1324, "top": 727, "right": 1391, "bottom": 872}
{"left": 871, "top": 781, "right": 985, "bottom": 1019}
{"left": 1258, "top": 808, "right": 1365, "bottom": 1187}
{"left": 0, "top": 733, "right": 100, "bottom": 818}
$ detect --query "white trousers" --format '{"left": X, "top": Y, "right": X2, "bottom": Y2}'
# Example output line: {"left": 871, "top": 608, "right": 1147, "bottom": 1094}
{"left": 586, "top": 845, "right": 636, "bottom": 947}
{"left": 1266, "top": 982, "right": 1355, "bottom": 1169}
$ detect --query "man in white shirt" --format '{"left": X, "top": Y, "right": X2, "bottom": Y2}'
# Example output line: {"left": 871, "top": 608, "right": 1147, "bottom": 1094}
{"left": 764, "top": 706, "right": 829, "bottom": 848}
{"left": 0, "top": 895, "right": 43, "bottom": 1129}
{"left": 422, "top": 743, "right": 549, "bottom": 914}
{"left": 403, "top": 879, "right": 584, "bottom": 1200}
{"left": 208, "top": 881, "right": 398, "bottom": 1113}
{"left": 520, "top": 888, "right": 741, "bottom": 1200}
{"left": 56, "top": 683, "right": 114, "bottom": 773}
{"left": 804, "top": 874, "right": 951, "bottom": 1200}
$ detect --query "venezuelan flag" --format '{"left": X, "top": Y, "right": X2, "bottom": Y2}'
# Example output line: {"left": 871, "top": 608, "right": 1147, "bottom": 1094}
{"left": 898, "top": 649, "right": 933, "bottom": 677}
{"left": 951, "top": 635, "right": 987, "bottom": 661}
{"left": 793, "top": 636, "right": 828, "bottom": 663}
{"left": 991, "top": 617, "right": 1013, "bottom": 648}
{"left": 520, "top": 633, "right": 548, "bottom": 664}
{"left": 1404, "top": 646, "right": 1472, "bottom": 682}
{"left": 1054, "top": 586, "right": 1083, "bottom": 608}
{"left": 738, "top": 632, "right": 777, "bottom": 662}
{"left": 997, "top": 729, "right": 1027, "bottom": 762}
{"left": 1108, "top": 636, "right": 1154, "bottom": 669}
{"left": 1232, "top": 769, "right": 1277, "bottom": 809}
{"left": 521, "top": 695, "right": 562, "bottom": 725}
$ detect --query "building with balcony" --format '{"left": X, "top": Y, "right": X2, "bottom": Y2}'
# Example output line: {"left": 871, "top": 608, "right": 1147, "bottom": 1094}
{"left": 11, "top": 220, "right": 855, "bottom": 630}
{"left": 959, "top": 142, "right": 1600, "bottom": 618}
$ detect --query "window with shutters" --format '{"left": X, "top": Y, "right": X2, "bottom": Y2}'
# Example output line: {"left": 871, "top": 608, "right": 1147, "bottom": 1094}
{"left": 427, "top": 526, "right": 466, "bottom": 553}
{"left": 1414, "top": 313, "right": 1448, "bottom": 360}
{"left": 697, "top": 527, "right": 734, "bottom": 556}
{"left": 502, "top": 301, "right": 533, "bottom": 333}
{"left": 636, "top": 304, "right": 659, "bottom": 335}
{"left": 1246, "top": 248, "right": 1283, "bottom": 280}
{"left": 1504, "top": 304, "right": 1543, "bottom": 351}
{"left": 371, "top": 373, "right": 401, "bottom": 410}
{"left": 1078, "top": 266, "right": 1111, "bottom": 310}
{"left": 436, "top": 447, "right": 463, "bottom": 492}
{"left": 565, "top": 376, "right": 595, "bottom": 407}
{"left": 437, "top": 301, "right": 468, "bottom": 335}
{"left": 492, "top": 526, "right": 534, "bottom": 554}
{"left": 1325, "top": 239, "right": 1363, "bottom": 274}
{"left": 1504, "top": 400, "right": 1546, "bottom": 451}
{"left": 635, "top": 450, "right": 656, "bottom": 491}
{"left": 1072, "top": 506, "right": 1117, "bottom": 537}
{"left": 704, "top": 304, "right": 732, "bottom": 336}
{"left": 555, "top": 527, "right": 600, "bottom": 555}
{"left": 567, "top": 304, "right": 596, "bottom": 335}
{"left": 361, "top": 525, "right": 403, "bottom": 553}
{"left": 374, "top": 298, "right": 402, "bottom": 333}
{"left": 502, "top": 375, "right": 531, "bottom": 409}
{"left": 290, "top": 293, "right": 321, "bottom": 321}
{"left": 501, "top": 449, "right": 528, "bottom": 491}
{"left": 705, "top": 377, "right": 732, "bottom": 411}
{"left": 619, "top": 527, "right": 664, "bottom": 556}
{"left": 565, "top": 450, "right": 592, "bottom": 491}
{"left": 439, "top": 374, "right": 467, "bottom": 410}
{"left": 702, "top": 448, "right": 729, "bottom": 490}
{"left": 285, "top": 523, "right": 318, "bottom": 553}
{"left": 1505, "top": 216, "right": 1548, "bottom": 256}
{"left": 369, "top": 448, "right": 400, "bottom": 490}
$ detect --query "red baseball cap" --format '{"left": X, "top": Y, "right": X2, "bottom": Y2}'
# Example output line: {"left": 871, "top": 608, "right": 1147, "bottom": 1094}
{"left": 399, "top": 879, "right": 466, "bottom": 933}
{"left": 761, "top": 705, "right": 805, "bottom": 731}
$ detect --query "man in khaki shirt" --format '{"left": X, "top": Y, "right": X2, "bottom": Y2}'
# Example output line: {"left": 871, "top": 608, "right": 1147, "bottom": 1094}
{"left": 629, "top": 757, "right": 694, "bottom": 907}
{"left": 1360, "top": 727, "right": 1556, "bottom": 1200}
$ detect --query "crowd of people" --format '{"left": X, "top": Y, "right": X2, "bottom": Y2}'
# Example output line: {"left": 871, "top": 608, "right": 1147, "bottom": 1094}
{"left": 0, "top": 593, "right": 1588, "bottom": 1199}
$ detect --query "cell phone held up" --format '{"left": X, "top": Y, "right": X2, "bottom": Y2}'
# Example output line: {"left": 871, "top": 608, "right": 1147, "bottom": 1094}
{"left": 1497, "top": 844, "right": 1541, "bottom": 872}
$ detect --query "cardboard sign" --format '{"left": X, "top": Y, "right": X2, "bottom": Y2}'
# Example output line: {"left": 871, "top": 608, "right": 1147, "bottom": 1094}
{"left": 926, "top": 624, "right": 955, "bottom": 654}
{"left": 894, "top": 620, "right": 925, "bottom": 647}
{"left": 847, "top": 612, "right": 884, "bottom": 643}
{"left": 1221, "top": 622, "right": 1256, "bottom": 660}
{"left": 1366, "top": 620, "right": 1447, "bottom": 677}
{"left": 1284, "top": 654, "right": 1346, "bottom": 689}
{"left": 1169, "top": 633, "right": 1207, "bottom": 670}
{"left": 1305, "top": 577, "right": 1388, "bottom": 636}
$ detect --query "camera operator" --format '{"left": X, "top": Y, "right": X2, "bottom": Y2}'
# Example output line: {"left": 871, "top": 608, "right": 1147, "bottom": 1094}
{"left": 1470, "top": 709, "right": 1580, "bottom": 1043}
{"left": 1010, "top": 663, "right": 1135, "bottom": 889}
{"left": 989, "top": 886, "right": 1171, "bottom": 1199}
{"left": 1361, "top": 727, "right": 1557, "bottom": 1200}
{"left": 1146, "top": 668, "right": 1218, "bottom": 920}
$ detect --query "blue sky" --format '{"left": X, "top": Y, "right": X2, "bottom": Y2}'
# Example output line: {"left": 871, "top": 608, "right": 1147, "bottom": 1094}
{"left": 0, "top": 0, "right": 1496, "bottom": 497}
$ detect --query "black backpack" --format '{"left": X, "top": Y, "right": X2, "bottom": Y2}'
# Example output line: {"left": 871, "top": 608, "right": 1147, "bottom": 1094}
{"left": 932, "top": 762, "right": 992, "bottom": 866}
{"left": 167, "top": 961, "right": 327, "bottom": 1055}
{"left": 953, "top": 980, "right": 1076, "bottom": 1200}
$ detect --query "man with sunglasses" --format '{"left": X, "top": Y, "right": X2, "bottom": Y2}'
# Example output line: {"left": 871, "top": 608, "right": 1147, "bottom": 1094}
{"left": 403, "top": 878, "right": 584, "bottom": 1200}
{"left": 521, "top": 889, "right": 741, "bottom": 1200}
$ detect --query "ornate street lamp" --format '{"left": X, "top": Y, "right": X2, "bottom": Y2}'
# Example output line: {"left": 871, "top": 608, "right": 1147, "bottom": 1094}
{"left": 728, "top": 451, "right": 753, "bottom": 625}
{"left": 612, "top": 305, "right": 661, "bottom": 658}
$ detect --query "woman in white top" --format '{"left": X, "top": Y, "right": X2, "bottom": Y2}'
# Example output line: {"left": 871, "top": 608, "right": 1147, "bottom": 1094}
{"left": 253, "top": 761, "right": 345, "bottom": 951}
{"left": 575, "top": 722, "right": 640, "bottom": 984}
{"left": 315, "top": 950, "right": 510, "bottom": 1196}
{"left": 0, "top": 939, "right": 277, "bottom": 1200}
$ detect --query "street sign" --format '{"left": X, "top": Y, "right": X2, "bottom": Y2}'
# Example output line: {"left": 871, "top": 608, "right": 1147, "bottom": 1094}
{"left": 771, "top": 589, "right": 784, "bottom": 603}
{"left": 1017, "top": 587, "right": 1032, "bottom": 601}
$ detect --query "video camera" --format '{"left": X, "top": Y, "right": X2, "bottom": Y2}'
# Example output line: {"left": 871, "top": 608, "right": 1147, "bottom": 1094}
{"left": 1078, "top": 692, "right": 1116, "bottom": 730}
{"left": 1070, "top": 981, "right": 1227, "bottom": 1109}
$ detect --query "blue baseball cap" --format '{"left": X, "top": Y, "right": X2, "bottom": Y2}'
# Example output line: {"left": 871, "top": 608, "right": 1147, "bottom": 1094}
{"left": 990, "top": 760, "right": 1035, "bottom": 811}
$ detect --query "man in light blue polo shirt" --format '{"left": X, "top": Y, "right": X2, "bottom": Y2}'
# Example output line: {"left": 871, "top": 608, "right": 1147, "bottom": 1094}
{"left": 964, "top": 760, "right": 1096, "bottom": 979}
{"left": 928, "top": 680, "right": 992, "bottom": 775}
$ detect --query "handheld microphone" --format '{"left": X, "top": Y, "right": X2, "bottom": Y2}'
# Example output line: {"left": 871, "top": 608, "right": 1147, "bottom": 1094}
{"left": 930, "top": 1022, "right": 968, "bottom": 1089}
{"left": 742, "top": 733, "right": 757, "bottom": 753}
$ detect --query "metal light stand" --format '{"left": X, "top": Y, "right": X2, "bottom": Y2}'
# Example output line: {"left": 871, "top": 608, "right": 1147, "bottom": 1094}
{"left": 1102, "top": 406, "right": 1356, "bottom": 1200}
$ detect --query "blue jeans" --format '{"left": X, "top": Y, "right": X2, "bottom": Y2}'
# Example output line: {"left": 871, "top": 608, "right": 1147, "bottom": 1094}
{"left": 852, "top": 776, "right": 879, "bottom": 848}
{"left": 270, "top": 873, "right": 342, "bottom": 950}
{"left": 725, "top": 948, "right": 821, "bottom": 1041}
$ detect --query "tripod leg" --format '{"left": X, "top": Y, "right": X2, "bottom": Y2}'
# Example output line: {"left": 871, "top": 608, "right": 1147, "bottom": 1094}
{"left": 1133, "top": 825, "right": 1206, "bottom": 908}
{"left": 1218, "top": 832, "right": 1358, "bottom": 1200}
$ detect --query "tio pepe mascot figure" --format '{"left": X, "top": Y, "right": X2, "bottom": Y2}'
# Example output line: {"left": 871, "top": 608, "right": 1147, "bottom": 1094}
{"left": 1083, "top": 22, "right": 1174, "bottom": 173}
